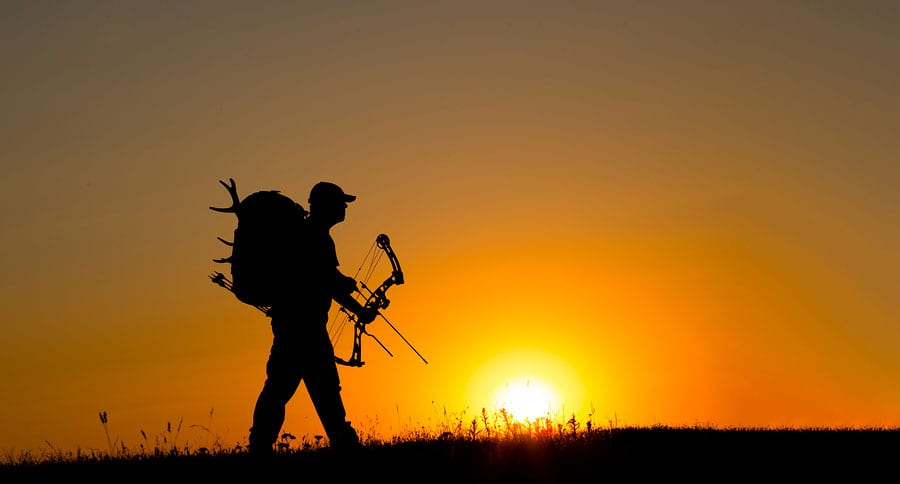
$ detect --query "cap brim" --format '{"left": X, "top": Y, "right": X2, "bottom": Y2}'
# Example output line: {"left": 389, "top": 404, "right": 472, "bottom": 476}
{"left": 344, "top": 194, "right": 357, "bottom": 202}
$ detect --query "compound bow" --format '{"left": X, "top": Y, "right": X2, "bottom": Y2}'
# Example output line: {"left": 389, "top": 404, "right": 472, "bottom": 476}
{"left": 331, "top": 233, "right": 428, "bottom": 367}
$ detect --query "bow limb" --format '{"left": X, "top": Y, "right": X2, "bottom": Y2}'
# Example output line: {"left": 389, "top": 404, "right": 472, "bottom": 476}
{"left": 359, "top": 234, "right": 404, "bottom": 313}
{"left": 333, "top": 308, "right": 365, "bottom": 367}
{"left": 333, "top": 309, "right": 393, "bottom": 367}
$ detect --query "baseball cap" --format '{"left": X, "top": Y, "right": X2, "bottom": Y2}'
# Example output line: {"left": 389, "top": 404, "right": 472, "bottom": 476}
{"left": 309, "top": 181, "right": 356, "bottom": 205}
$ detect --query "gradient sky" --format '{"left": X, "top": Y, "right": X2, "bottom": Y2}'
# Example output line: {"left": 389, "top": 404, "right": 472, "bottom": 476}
{"left": 2, "top": 1, "right": 898, "bottom": 456}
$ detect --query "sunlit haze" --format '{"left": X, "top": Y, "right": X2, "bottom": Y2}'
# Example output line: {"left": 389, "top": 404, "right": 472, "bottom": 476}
{"left": 1, "top": 1, "right": 898, "bottom": 456}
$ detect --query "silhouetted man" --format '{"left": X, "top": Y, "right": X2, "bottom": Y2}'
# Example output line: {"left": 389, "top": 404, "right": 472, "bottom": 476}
{"left": 248, "top": 181, "right": 375, "bottom": 457}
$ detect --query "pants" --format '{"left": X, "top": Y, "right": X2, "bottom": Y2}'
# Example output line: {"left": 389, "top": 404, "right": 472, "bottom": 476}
{"left": 248, "top": 315, "right": 359, "bottom": 451}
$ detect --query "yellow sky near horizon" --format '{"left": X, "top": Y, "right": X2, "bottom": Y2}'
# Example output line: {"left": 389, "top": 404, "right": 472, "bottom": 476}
{"left": 1, "top": 1, "right": 898, "bottom": 455}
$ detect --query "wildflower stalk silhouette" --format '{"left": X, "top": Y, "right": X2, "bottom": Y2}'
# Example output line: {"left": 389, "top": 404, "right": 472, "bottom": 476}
{"left": 98, "top": 411, "right": 113, "bottom": 455}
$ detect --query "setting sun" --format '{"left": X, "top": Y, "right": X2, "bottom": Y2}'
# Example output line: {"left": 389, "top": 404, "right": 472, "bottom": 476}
{"left": 466, "top": 349, "right": 588, "bottom": 426}
{"left": 493, "top": 377, "right": 562, "bottom": 422}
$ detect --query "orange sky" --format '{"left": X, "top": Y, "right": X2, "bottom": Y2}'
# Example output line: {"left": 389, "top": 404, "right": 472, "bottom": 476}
{"left": 2, "top": 1, "right": 898, "bottom": 456}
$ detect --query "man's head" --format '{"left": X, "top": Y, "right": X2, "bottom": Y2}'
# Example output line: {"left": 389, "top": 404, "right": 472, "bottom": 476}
{"left": 308, "top": 181, "right": 356, "bottom": 226}
{"left": 309, "top": 181, "right": 356, "bottom": 206}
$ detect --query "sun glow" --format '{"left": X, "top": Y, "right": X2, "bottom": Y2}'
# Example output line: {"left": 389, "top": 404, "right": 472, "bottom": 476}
{"left": 492, "top": 376, "right": 563, "bottom": 422}
{"left": 467, "top": 348, "right": 589, "bottom": 425}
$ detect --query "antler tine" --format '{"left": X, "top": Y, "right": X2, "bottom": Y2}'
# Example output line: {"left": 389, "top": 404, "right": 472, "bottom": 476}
{"left": 217, "top": 236, "right": 234, "bottom": 247}
{"left": 209, "top": 178, "right": 241, "bottom": 213}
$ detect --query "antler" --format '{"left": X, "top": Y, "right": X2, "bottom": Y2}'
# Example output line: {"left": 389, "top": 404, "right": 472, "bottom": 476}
{"left": 211, "top": 178, "right": 239, "bottom": 263}
{"left": 213, "top": 237, "right": 232, "bottom": 263}
{"left": 213, "top": 234, "right": 233, "bottom": 263}
{"left": 209, "top": 178, "right": 241, "bottom": 214}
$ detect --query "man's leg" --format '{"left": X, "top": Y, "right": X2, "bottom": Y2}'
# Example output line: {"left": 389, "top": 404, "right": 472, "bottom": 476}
{"left": 306, "top": 370, "right": 360, "bottom": 448}
{"left": 304, "top": 334, "right": 360, "bottom": 449}
{"left": 248, "top": 348, "right": 302, "bottom": 455}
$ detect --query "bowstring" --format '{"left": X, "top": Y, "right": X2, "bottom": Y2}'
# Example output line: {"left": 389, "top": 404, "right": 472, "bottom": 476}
{"left": 328, "top": 239, "right": 381, "bottom": 349}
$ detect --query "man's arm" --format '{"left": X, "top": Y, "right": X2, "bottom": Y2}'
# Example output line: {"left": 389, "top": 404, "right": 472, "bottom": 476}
{"left": 332, "top": 271, "right": 377, "bottom": 324}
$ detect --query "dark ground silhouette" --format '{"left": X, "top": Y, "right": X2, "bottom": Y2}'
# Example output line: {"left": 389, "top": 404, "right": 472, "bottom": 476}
{"left": 4, "top": 427, "right": 897, "bottom": 482}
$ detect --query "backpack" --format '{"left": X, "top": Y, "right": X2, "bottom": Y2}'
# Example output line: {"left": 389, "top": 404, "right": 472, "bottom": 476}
{"left": 210, "top": 178, "right": 309, "bottom": 309}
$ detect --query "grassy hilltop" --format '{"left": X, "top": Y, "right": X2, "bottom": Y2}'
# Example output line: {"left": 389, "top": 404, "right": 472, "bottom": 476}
{"left": 2, "top": 412, "right": 898, "bottom": 481}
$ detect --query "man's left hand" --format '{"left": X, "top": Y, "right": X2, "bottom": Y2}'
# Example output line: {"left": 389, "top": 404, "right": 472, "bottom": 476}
{"left": 357, "top": 306, "right": 378, "bottom": 325}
